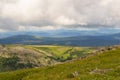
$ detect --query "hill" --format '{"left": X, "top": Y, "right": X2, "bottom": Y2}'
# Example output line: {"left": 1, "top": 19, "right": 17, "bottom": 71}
{"left": 0, "top": 45, "right": 120, "bottom": 80}
{"left": 0, "top": 33, "right": 120, "bottom": 46}
{"left": 0, "top": 45, "right": 93, "bottom": 72}
{"left": 0, "top": 29, "right": 116, "bottom": 39}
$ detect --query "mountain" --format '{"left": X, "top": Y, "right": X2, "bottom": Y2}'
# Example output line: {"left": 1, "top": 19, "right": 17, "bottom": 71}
{"left": 0, "top": 45, "right": 120, "bottom": 80}
{"left": 0, "top": 35, "right": 38, "bottom": 44}
{"left": 0, "top": 33, "right": 120, "bottom": 46}
{"left": 1, "top": 29, "right": 120, "bottom": 39}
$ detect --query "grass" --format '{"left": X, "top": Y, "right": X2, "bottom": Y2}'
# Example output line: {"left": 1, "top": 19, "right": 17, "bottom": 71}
{"left": 30, "top": 45, "right": 93, "bottom": 61}
{"left": 0, "top": 47, "right": 120, "bottom": 80}
{"left": 0, "top": 45, "right": 94, "bottom": 72}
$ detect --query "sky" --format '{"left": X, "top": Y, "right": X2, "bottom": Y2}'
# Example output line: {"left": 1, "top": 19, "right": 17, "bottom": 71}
{"left": 0, "top": 0, "right": 120, "bottom": 32}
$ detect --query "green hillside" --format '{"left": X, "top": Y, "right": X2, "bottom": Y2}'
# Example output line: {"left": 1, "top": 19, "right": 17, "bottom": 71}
{"left": 0, "top": 45, "right": 93, "bottom": 72}
{"left": 0, "top": 46, "right": 120, "bottom": 80}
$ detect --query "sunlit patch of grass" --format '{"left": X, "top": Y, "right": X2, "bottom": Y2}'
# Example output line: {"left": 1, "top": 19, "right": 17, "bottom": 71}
{"left": 32, "top": 45, "right": 94, "bottom": 61}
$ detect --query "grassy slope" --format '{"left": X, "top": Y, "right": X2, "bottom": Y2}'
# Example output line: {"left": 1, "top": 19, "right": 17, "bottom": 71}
{"left": 0, "top": 45, "right": 93, "bottom": 72}
{"left": 0, "top": 47, "right": 120, "bottom": 80}
{"left": 24, "top": 45, "right": 93, "bottom": 61}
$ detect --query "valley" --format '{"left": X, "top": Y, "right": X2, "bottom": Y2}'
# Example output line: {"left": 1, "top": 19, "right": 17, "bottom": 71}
{"left": 0, "top": 45, "right": 94, "bottom": 72}
{"left": 0, "top": 45, "right": 120, "bottom": 80}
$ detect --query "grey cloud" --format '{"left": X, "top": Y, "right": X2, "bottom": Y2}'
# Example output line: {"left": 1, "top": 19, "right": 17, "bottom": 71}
{"left": 0, "top": 18, "right": 18, "bottom": 31}
{"left": 0, "top": 0, "right": 120, "bottom": 31}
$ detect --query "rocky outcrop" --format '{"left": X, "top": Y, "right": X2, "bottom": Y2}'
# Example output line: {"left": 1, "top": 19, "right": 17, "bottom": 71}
{"left": 93, "top": 45, "right": 120, "bottom": 54}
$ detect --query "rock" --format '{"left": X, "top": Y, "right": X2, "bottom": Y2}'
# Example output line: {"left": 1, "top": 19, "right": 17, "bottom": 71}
{"left": 89, "top": 68, "right": 113, "bottom": 75}
{"left": 72, "top": 71, "right": 79, "bottom": 77}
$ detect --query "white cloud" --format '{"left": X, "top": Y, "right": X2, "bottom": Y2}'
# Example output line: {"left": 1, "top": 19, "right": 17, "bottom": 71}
{"left": 1, "top": 0, "right": 44, "bottom": 22}
{"left": 18, "top": 25, "right": 62, "bottom": 31}
{"left": 0, "top": 29, "right": 7, "bottom": 32}
{"left": 55, "top": 16, "right": 76, "bottom": 25}
{"left": 0, "top": 0, "right": 120, "bottom": 31}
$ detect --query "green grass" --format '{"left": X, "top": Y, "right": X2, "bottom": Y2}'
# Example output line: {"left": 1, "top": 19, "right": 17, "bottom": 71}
{"left": 0, "top": 45, "right": 94, "bottom": 72}
{"left": 0, "top": 47, "right": 120, "bottom": 80}
{"left": 31, "top": 45, "right": 93, "bottom": 61}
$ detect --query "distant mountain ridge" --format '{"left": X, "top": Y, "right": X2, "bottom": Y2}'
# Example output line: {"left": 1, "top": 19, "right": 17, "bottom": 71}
{"left": 0, "top": 33, "right": 120, "bottom": 46}
{"left": 0, "top": 29, "right": 120, "bottom": 38}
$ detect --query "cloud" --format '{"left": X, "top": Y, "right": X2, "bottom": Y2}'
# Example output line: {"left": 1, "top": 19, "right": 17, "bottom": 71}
{"left": 18, "top": 25, "right": 62, "bottom": 31}
{"left": 0, "top": 0, "right": 120, "bottom": 31}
